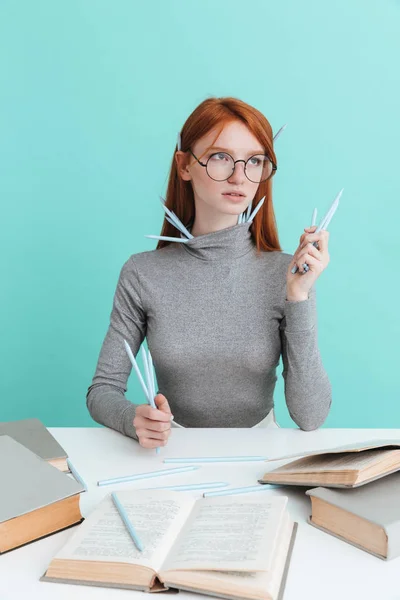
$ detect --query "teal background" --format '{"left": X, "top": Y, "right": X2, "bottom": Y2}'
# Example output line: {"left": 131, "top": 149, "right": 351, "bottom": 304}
{"left": 1, "top": 1, "right": 399, "bottom": 428}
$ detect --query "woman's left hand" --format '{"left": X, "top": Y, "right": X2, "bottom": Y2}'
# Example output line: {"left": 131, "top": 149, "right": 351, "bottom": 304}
{"left": 286, "top": 225, "right": 330, "bottom": 301}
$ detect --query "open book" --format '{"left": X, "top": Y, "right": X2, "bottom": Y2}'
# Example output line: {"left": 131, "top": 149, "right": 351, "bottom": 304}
{"left": 259, "top": 439, "right": 400, "bottom": 488}
{"left": 41, "top": 490, "right": 297, "bottom": 600}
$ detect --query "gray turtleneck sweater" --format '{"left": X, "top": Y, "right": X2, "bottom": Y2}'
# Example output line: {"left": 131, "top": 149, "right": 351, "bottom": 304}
{"left": 86, "top": 222, "right": 332, "bottom": 438}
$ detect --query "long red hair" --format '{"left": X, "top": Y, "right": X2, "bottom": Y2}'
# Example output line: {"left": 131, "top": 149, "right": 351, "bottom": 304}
{"left": 157, "top": 96, "right": 282, "bottom": 254}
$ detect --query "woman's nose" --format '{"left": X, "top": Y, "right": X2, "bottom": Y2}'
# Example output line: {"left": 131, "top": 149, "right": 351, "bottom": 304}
{"left": 227, "top": 160, "right": 246, "bottom": 183}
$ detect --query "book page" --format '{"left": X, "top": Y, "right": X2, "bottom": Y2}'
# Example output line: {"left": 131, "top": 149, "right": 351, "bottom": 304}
{"left": 54, "top": 490, "right": 196, "bottom": 573}
{"left": 271, "top": 448, "right": 400, "bottom": 474}
{"left": 268, "top": 439, "right": 400, "bottom": 462}
{"left": 161, "top": 495, "right": 288, "bottom": 572}
{"left": 162, "top": 513, "right": 294, "bottom": 598}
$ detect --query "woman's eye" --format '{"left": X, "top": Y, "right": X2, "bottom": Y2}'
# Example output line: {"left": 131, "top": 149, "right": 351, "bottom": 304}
{"left": 249, "top": 157, "right": 261, "bottom": 166}
{"left": 210, "top": 152, "right": 229, "bottom": 161}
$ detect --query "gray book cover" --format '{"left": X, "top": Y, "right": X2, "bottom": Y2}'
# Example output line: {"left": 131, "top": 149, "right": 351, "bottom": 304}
{"left": 0, "top": 435, "right": 84, "bottom": 525}
{"left": 306, "top": 472, "right": 400, "bottom": 560}
{"left": 0, "top": 417, "right": 67, "bottom": 463}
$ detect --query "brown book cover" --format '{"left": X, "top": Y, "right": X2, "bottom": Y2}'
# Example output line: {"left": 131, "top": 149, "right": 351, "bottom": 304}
{"left": 0, "top": 435, "right": 84, "bottom": 554}
{"left": 306, "top": 472, "right": 400, "bottom": 560}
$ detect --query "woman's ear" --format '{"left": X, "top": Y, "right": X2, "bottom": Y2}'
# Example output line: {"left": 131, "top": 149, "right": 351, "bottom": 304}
{"left": 175, "top": 151, "right": 192, "bottom": 181}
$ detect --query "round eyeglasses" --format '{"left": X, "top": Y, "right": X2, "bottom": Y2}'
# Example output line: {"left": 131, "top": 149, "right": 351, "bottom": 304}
{"left": 187, "top": 149, "right": 277, "bottom": 183}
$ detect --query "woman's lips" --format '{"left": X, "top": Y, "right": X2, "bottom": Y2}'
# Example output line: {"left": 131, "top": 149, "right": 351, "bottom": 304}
{"left": 222, "top": 193, "right": 246, "bottom": 202}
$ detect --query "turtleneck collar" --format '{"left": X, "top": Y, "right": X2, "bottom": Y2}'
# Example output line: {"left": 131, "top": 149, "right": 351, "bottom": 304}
{"left": 179, "top": 221, "right": 255, "bottom": 261}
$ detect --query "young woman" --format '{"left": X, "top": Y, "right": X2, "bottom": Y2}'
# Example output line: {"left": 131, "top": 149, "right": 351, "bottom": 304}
{"left": 86, "top": 96, "right": 332, "bottom": 449}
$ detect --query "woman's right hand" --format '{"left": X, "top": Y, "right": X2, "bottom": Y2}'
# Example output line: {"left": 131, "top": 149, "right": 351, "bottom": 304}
{"left": 133, "top": 393, "right": 173, "bottom": 449}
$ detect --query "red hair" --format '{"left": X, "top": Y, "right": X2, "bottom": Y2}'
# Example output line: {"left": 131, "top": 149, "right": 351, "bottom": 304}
{"left": 157, "top": 96, "right": 282, "bottom": 254}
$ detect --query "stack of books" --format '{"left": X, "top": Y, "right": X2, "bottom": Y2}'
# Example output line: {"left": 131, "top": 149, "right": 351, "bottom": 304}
{"left": 259, "top": 439, "right": 400, "bottom": 560}
{"left": 0, "top": 419, "right": 85, "bottom": 554}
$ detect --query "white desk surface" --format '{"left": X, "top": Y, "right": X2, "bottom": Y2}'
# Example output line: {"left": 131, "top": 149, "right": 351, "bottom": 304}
{"left": 1, "top": 427, "right": 400, "bottom": 600}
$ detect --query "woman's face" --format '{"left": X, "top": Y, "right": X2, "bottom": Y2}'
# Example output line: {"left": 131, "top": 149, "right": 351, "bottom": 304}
{"left": 176, "top": 121, "right": 264, "bottom": 218}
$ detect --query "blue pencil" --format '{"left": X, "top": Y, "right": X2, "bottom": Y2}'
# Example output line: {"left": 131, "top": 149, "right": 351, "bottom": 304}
{"left": 238, "top": 123, "right": 286, "bottom": 225}
{"left": 67, "top": 459, "right": 87, "bottom": 491}
{"left": 124, "top": 339, "right": 164, "bottom": 455}
{"left": 163, "top": 456, "right": 268, "bottom": 464}
{"left": 144, "top": 482, "right": 230, "bottom": 492}
{"left": 159, "top": 195, "right": 194, "bottom": 240}
{"left": 301, "top": 208, "right": 318, "bottom": 274}
{"left": 311, "top": 208, "right": 317, "bottom": 227}
{"left": 203, "top": 484, "right": 280, "bottom": 498}
{"left": 97, "top": 465, "right": 199, "bottom": 487}
{"left": 273, "top": 124, "right": 287, "bottom": 142}
{"left": 123, "top": 340, "right": 150, "bottom": 402}
{"left": 141, "top": 346, "right": 160, "bottom": 455}
{"left": 145, "top": 235, "right": 189, "bottom": 243}
{"left": 111, "top": 492, "right": 144, "bottom": 552}
{"left": 291, "top": 188, "right": 343, "bottom": 275}
{"left": 247, "top": 196, "right": 266, "bottom": 224}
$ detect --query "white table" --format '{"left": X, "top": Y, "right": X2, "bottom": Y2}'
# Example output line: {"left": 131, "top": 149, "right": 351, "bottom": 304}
{"left": 2, "top": 427, "right": 400, "bottom": 600}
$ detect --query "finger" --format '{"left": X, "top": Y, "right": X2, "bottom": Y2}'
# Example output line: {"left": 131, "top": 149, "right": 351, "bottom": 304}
{"left": 154, "top": 393, "right": 172, "bottom": 417}
{"left": 134, "top": 406, "right": 171, "bottom": 425}
{"left": 133, "top": 413, "right": 171, "bottom": 432}
{"left": 301, "top": 231, "right": 329, "bottom": 244}
{"left": 300, "top": 226, "right": 317, "bottom": 241}
{"left": 296, "top": 254, "right": 323, "bottom": 273}
{"left": 297, "top": 243, "right": 323, "bottom": 262}
{"left": 137, "top": 426, "right": 171, "bottom": 441}
{"left": 142, "top": 418, "right": 172, "bottom": 433}
{"left": 294, "top": 241, "right": 320, "bottom": 264}
{"left": 150, "top": 427, "right": 171, "bottom": 441}
{"left": 147, "top": 405, "right": 172, "bottom": 422}
{"left": 138, "top": 435, "right": 168, "bottom": 449}
{"left": 135, "top": 404, "right": 166, "bottom": 421}
{"left": 301, "top": 231, "right": 329, "bottom": 253}
{"left": 295, "top": 251, "right": 312, "bottom": 272}
{"left": 299, "top": 232, "right": 317, "bottom": 246}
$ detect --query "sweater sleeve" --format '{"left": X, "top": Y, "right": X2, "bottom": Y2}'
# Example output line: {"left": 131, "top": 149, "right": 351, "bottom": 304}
{"left": 279, "top": 284, "right": 332, "bottom": 430}
{"left": 86, "top": 257, "right": 146, "bottom": 440}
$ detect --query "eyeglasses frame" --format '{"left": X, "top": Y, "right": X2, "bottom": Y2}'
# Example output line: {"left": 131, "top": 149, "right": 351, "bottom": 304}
{"left": 185, "top": 148, "right": 277, "bottom": 183}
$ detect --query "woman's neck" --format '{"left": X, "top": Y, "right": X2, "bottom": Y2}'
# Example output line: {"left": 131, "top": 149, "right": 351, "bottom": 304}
{"left": 190, "top": 215, "right": 239, "bottom": 237}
